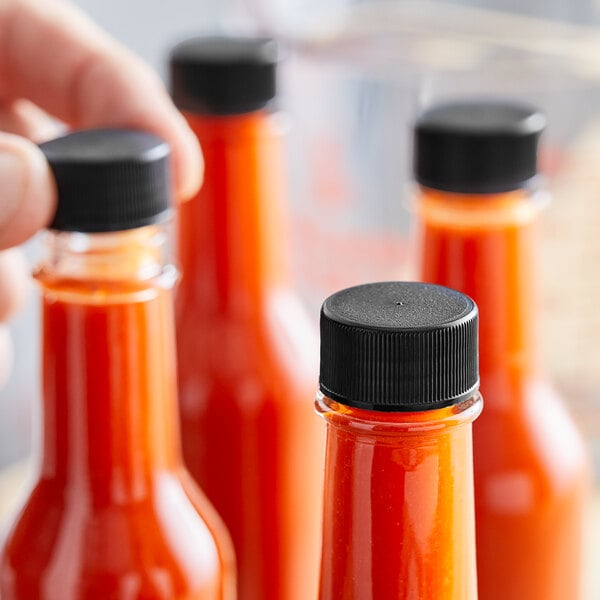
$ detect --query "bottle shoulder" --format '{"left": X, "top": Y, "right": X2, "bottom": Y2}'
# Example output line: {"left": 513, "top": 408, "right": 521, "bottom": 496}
{"left": 0, "top": 473, "right": 227, "bottom": 591}
{"left": 177, "top": 290, "right": 318, "bottom": 387}
{"left": 475, "top": 377, "right": 590, "bottom": 494}
{"left": 479, "top": 376, "right": 585, "bottom": 440}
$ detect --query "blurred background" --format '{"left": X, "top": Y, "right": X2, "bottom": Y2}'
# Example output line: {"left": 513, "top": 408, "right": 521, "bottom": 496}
{"left": 2, "top": 0, "right": 600, "bottom": 594}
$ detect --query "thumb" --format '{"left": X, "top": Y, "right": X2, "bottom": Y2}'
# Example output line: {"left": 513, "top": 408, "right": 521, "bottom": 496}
{"left": 0, "top": 132, "right": 56, "bottom": 250}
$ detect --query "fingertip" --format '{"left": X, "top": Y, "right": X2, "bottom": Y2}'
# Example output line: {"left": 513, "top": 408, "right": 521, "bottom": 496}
{"left": 73, "top": 51, "right": 203, "bottom": 204}
{"left": 0, "top": 132, "right": 57, "bottom": 249}
{"left": 172, "top": 114, "right": 203, "bottom": 202}
{"left": 0, "top": 248, "right": 30, "bottom": 321}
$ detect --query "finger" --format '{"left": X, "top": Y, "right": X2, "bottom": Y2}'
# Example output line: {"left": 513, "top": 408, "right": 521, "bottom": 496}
{"left": 0, "top": 99, "right": 63, "bottom": 142}
{"left": 0, "top": 248, "right": 29, "bottom": 321}
{"left": 0, "top": 0, "right": 202, "bottom": 201}
{"left": 71, "top": 50, "right": 203, "bottom": 201}
{"left": 0, "top": 325, "right": 13, "bottom": 388}
{"left": 0, "top": 131, "right": 56, "bottom": 249}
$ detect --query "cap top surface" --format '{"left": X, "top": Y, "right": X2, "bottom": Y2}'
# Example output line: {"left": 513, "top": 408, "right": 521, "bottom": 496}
{"left": 323, "top": 281, "right": 474, "bottom": 331}
{"left": 40, "top": 128, "right": 172, "bottom": 233}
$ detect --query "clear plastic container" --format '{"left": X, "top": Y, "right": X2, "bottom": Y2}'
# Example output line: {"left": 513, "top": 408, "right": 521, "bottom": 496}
{"left": 251, "top": 0, "right": 600, "bottom": 456}
{"left": 247, "top": 4, "right": 600, "bottom": 597}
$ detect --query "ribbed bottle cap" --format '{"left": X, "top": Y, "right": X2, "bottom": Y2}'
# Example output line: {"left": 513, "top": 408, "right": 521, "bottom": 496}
{"left": 170, "top": 36, "right": 279, "bottom": 115}
{"left": 320, "top": 282, "right": 479, "bottom": 412}
{"left": 414, "top": 100, "right": 546, "bottom": 193}
{"left": 40, "top": 129, "right": 172, "bottom": 232}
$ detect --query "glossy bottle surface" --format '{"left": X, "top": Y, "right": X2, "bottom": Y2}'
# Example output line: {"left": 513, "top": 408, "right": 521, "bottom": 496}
{"left": 417, "top": 189, "right": 589, "bottom": 600}
{"left": 317, "top": 392, "right": 481, "bottom": 599}
{"left": 0, "top": 227, "right": 235, "bottom": 600}
{"left": 176, "top": 112, "right": 322, "bottom": 600}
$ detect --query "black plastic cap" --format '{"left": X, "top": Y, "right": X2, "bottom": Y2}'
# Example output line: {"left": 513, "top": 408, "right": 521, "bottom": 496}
{"left": 170, "top": 36, "right": 279, "bottom": 115}
{"left": 320, "top": 282, "right": 479, "bottom": 412}
{"left": 414, "top": 100, "right": 546, "bottom": 193}
{"left": 41, "top": 129, "right": 172, "bottom": 232}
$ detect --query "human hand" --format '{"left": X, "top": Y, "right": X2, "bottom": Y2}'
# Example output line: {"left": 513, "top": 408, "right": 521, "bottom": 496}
{"left": 0, "top": 0, "right": 203, "bottom": 384}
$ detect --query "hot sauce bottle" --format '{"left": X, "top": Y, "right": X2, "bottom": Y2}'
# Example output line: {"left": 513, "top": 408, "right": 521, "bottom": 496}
{"left": 170, "top": 37, "right": 322, "bottom": 600}
{"left": 0, "top": 129, "right": 236, "bottom": 599}
{"left": 316, "top": 281, "right": 481, "bottom": 599}
{"left": 414, "top": 101, "right": 589, "bottom": 600}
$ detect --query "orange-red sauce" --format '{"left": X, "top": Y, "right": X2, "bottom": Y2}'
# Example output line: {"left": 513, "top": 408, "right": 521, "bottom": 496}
{"left": 176, "top": 112, "right": 322, "bottom": 600}
{"left": 0, "top": 232, "right": 235, "bottom": 599}
{"left": 316, "top": 393, "right": 481, "bottom": 599}
{"left": 417, "top": 189, "right": 589, "bottom": 599}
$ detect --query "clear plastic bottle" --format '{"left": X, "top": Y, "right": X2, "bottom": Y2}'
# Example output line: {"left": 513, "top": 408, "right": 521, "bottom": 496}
{"left": 414, "top": 100, "right": 589, "bottom": 600}
{"left": 316, "top": 281, "right": 481, "bottom": 599}
{"left": 0, "top": 130, "right": 235, "bottom": 600}
{"left": 170, "top": 38, "right": 322, "bottom": 600}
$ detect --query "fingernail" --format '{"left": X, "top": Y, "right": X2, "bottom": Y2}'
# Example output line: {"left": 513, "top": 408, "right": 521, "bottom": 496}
{"left": 180, "top": 136, "right": 204, "bottom": 201}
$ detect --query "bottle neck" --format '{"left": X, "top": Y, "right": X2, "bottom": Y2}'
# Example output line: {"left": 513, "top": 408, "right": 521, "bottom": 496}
{"left": 36, "top": 225, "right": 182, "bottom": 501}
{"left": 316, "top": 392, "right": 480, "bottom": 599}
{"left": 177, "top": 110, "right": 290, "bottom": 319}
{"left": 417, "top": 187, "right": 544, "bottom": 381}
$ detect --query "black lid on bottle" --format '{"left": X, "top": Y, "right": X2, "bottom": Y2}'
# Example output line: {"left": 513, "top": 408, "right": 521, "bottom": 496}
{"left": 320, "top": 282, "right": 479, "bottom": 412}
{"left": 40, "top": 129, "right": 172, "bottom": 232}
{"left": 414, "top": 100, "right": 546, "bottom": 193}
{"left": 170, "top": 36, "right": 279, "bottom": 115}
